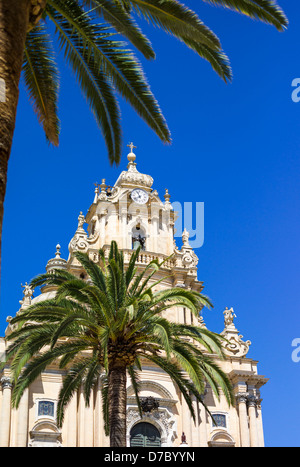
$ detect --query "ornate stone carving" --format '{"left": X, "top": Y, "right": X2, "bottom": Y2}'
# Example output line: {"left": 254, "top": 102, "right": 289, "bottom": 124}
{"left": 152, "top": 410, "right": 175, "bottom": 437}
{"left": 68, "top": 212, "right": 99, "bottom": 254}
{"left": 126, "top": 407, "right": 175, "bottom": 443}
{"left": 224, "top": 306, "right": 236, "bottom": 327}
{"left": 46, "top": 244, "right": 67, "bottom": 273}
{"left": 221, "top": 307, "right": 251, "bottom": 357}
{"left": 235, "top": 392, "right": 249, "bottom": 404}
{"left": 247, "top": 395, "right": 259, "bottom": 408}
{"left": 19, "top": 282, "right": 34, "bottom": 309}
{"left": 115, "top": 147, "right": 154, "bottom": 189}
{"left": 173, "top": 229, "right": 199, "bottom": 272}
{"left": 140, "top": 397, "right": 159, "bottom": 413}
{"left": 1, "top": 377, "right": 13, "bottom": 390}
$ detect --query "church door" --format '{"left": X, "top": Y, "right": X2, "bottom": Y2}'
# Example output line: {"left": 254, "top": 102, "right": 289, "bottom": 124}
{"left": 130, "top": 422, "right": 161, "bottom": 447}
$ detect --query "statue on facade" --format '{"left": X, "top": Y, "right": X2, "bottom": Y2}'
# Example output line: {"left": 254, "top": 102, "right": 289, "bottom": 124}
{"left": 19, "top": 282, "right": 34, "bottom": 309}
{"left": 132, "top": 234, "right": 146, "bottom": 250}
{"left": 223, "top": 307, "right": 236, "bottom": 328}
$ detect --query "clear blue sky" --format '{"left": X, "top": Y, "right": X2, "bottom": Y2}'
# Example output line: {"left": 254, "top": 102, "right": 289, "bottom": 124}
{"left": 1, "top": 0, "right": 299, "bottom": 447}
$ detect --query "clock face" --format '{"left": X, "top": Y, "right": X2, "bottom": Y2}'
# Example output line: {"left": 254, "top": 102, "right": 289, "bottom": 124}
{"left": 131, "top": 188, "right": 149, "bottom": 204}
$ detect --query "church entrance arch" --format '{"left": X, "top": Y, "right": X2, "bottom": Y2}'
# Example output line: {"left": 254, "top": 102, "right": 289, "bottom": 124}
{"left": 130, "top": 422, "right": 161, "bottom": 447}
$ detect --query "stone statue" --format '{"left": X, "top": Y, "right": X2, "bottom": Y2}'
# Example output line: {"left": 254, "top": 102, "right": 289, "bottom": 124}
{"left": 132, "top": 234, "right": 146, "bottom": 250}
{"left": 223, "top": 307, "right": 236, "bottom": 328}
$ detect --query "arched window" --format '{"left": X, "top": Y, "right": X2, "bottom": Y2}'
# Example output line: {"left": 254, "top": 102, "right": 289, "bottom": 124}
{"left": 130, "top": 422, "right": 161, "bottom": 447}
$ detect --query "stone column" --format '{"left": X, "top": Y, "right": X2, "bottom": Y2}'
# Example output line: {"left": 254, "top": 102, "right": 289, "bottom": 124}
{"left": 84, "top": 398, "right": 94, "bottom": 446}
{"left": 248, "top": 395, "right": 259, "bottom": 447}
{"left": 198, "top": 398, "right": 208, "bottom": 447}
{"left": 191, "top": 395, "right": 200, "bottom": 447}
{"left": 94, "top": 377, "right": 102, "bottom": 447}
{"left": 0, "top": 377, "right": 13, "bottom": 447}
{"left": 181, "top": 395, "right": 193, "bottom": 446}
{"left": 15, "top": 387, "right": 29, "bottom": 447}
{"left": 78, "top": 385, "right": 85, "bottom": 447}
{"left": 66, "top": 391, "right": 77, "bottom": 447}
{"left": 78, "top": 383, "right": 94, "bottom": 447}
{"left": 151, "top": 212, "right": 159, "bottom": 253}
{"left": 236, "top": 393, "right": 250, "bottom": 447}
{"left": 120, "top": 203, "right": 128, "bottom": 249}
{"left": 256, "top": 399, "right": 265, "bottom": 447}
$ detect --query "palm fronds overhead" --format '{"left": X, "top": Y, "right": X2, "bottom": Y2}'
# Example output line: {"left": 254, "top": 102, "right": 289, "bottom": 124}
{"left": 21, "top": 0, "right": 287, "bottom": 164}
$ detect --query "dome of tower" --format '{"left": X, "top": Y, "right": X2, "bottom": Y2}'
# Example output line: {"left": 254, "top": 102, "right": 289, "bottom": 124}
{"left": 46, "top": 244, "right": 67, "bottom": 273}
{"left": 114, "top": 144, "right": 153, "bottom": 189}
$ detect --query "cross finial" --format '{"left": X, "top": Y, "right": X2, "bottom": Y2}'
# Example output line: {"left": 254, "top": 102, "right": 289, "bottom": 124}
{"left": 127, "top": 142, "right": 136, "bottom": 152}
{"left": 127, "top": 142, "right": 137, "bottom": 165}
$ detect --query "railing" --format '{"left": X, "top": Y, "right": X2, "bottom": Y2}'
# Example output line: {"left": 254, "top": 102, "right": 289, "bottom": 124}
{"left": 101, "top": 246, "right": 176, "bottom": 270}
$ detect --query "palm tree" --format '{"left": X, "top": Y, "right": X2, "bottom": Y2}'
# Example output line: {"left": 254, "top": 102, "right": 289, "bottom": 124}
{"left": 4, "top": 241, "right": 234, "bottom": 447}
{"left": 0, "top": 1, "right": 287, "bottom": 280}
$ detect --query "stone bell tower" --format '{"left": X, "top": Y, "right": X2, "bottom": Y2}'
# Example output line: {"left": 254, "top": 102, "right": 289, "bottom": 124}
{"left": 67, "top": 144, "right": 202, "bottom": 296}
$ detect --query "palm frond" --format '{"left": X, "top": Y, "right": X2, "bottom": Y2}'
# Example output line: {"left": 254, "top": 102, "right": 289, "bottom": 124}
{"left": 145, "top": 353, "right": 196, "bottom": 421}
{"left": 74, "top": 250, "right": 107, "bottom": 291}
{"left": 47, "top": 0, "right": 171, "bottom": 163}
{"left": 202, "top": 0, "right": 288, "bottom": 31}
{"left": 127, "top": 0, "right": 221, "bottom": 50}
{"left": 182, "top": 38, "right": 232, "bottom": 83}
{"left": 82, "top": 0, "right": 155, "bottom": 58}
{"left": 56, "top": 357, "right": 92, "bottom": 427}
{"left": 47, "top": 1, "right": 122, "bottom": 164}
{"left": 23, "top": 22, "right": 60, "bottom": 146}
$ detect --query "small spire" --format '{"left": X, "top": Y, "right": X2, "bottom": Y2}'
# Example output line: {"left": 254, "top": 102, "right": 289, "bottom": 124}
{"left": 100, "top": 178, "right": 107, "bottom": 193}
{"left": 93, "top": 183, "right": 99, "bottom": 203}
{"left": 164, "top": 188, "right": 170, "bottom": 202}
{"left": 55, "top": 244, "right": 61, "bottom": 258}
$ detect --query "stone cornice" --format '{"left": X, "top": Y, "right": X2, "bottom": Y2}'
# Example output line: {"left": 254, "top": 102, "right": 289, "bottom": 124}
{"left": 228, "top": 370, "right": 269, "bottom": 388}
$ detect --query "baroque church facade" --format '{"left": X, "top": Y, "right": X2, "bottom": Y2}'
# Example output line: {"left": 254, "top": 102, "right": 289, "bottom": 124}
{"left": 0, "top": 145, "right": 268, "bottom": 447}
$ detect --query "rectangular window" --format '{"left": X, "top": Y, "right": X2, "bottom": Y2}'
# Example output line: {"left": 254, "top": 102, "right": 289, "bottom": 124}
{"left": 38, "top": 400, "right": 55, "bottom": 418}
{"left": 212, "top": 413, "right": 227, "bottom": 428}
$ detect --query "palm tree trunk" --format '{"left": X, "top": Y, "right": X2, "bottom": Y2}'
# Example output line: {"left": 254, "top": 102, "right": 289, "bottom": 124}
{"left": 0, "top": 0, "right": 31, "bottom": 282}
{"left": 108, "top": 364, "right": 127, "bottom": 447}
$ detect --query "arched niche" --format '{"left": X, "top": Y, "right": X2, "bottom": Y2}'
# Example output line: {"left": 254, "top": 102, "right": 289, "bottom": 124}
{"left": 131, "top": 224, "right": 146, "bottom": 250}
{"left": 208, "top": 431, "right": 235, "bottom": 447}
{"left": 29, "top": 420, "right": 62, "bottom": 447}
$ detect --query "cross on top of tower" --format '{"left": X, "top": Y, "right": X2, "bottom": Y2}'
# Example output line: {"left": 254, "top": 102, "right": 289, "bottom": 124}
{"left": 127, "top": 142, "right": 137, "bottom": 165}
{"left": 127, "top": 142, "right": 136, "bottom": 152}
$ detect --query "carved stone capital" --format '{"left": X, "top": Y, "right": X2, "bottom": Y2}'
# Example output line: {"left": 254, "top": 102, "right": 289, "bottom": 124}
{"left": 247, "top": 395, "right": 259, "bottom": 407}
{"left": 1, "top": 377, "right": 13, "bottom": 390}
{"left": 235, "top": 392, "right": 249, "bottom": 404}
